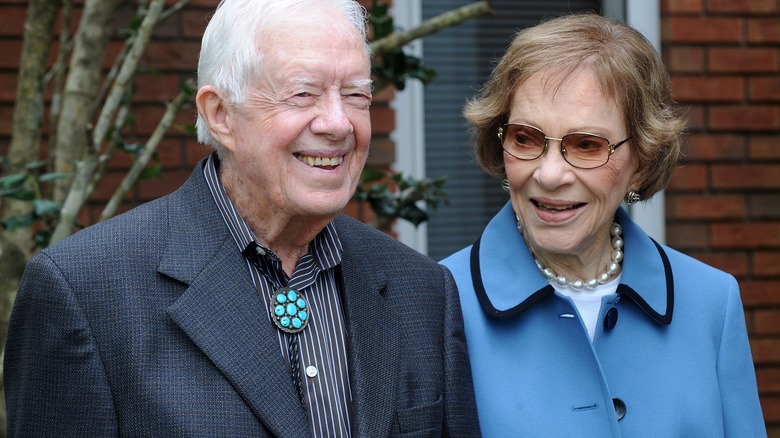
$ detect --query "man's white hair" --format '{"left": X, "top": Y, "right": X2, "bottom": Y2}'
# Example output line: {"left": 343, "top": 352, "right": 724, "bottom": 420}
{"left": 194, "top": 0, "right": 371, "bottom": 151}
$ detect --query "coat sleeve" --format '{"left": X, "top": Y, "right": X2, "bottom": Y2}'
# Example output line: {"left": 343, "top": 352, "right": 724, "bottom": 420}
{"left": 440, "top": 265, "right": 481, "bottom": 437}
{"left": 4, "top": 252, "right": 118, "bottom": 437}
{"left": 717, "top": 275, "right": 766, "bottom": 437}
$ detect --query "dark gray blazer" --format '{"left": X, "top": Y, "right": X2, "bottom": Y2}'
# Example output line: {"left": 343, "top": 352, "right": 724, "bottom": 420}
{"left": 4, "top": 160, "right": 480, "bottom": 437}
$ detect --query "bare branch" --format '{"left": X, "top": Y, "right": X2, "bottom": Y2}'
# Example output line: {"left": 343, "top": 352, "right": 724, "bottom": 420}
{"left": 52, "top": 0, "right": 122, "bottom": 203}
{"left": 100, "top": 79, "right": 195, "bottom": 221}
{"left": 160, "top": 0, "right": 192, "bottom": 22}
{"left": 370, "top": 1, "right": 493, "bottom": 56}
{"left": 91, "top": 0, "right": 166, "bottom": 152}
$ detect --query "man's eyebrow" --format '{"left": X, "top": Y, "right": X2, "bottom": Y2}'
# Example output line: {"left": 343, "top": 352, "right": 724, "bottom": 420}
{"left": 352, "top": 79, "right": 373, "bottom": 88}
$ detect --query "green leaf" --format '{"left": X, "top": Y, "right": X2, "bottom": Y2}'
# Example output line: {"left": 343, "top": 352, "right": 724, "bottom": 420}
{"left": 1, "top": 188, "right": 35, "bottom": 201}
{"left": 33, "top": 199, "right": 62, "bottom": 216}
{"left": 0, "top": 213, "right": 35, "bottom": 232}
{"left": 25, "top": 160, "right": 49, "bottom": 170}
{"left": 33, "top": 230, "right": 51, "bottom": 248}
{"left": 38, "top": 172, "right": 74, "bottom": 182}
{"left": 0, "top": 172, "right": 29, "bottom": 189}
{"left": 360, "top": 168, "right": 388, "bottom": 182}
{"left": 139, "top": 163, "right": 162, "bottom": 180}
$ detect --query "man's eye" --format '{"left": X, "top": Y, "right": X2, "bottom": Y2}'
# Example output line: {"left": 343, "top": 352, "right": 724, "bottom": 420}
{"left": 295, "top": 92, "right": 313, "bottom": 98}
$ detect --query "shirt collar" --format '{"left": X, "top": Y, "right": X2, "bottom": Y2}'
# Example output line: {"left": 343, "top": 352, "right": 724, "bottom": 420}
{"left": 202, "top": 153, "right": 343, "bottom": 272}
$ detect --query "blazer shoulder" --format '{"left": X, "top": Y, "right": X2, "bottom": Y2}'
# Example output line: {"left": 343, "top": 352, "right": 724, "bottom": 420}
{"left": 334, "top": 214, "right": 440, "bottom": 269}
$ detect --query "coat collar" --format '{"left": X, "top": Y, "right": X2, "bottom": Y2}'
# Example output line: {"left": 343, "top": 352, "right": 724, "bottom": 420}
{"left": 159, "top": 161, "right": 311, "bottom": 437}
{"left": 333, "top": 215, "right": 399, "bottom": 437}
{"left": 472, "top": 202, "right": 673, "bottom": 325}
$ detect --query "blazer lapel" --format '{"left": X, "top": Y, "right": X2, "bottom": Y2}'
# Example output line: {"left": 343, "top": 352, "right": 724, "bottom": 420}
{"left": 336, "top": 218, "right": 400, "bottom": 437}
{"left": 159, "top": 165, "right": 310, "bottom": 437}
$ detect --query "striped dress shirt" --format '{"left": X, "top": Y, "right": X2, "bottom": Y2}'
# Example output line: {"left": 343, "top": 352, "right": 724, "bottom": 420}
{"left": 203, "top": 155, "right": 352, "bottom": 437}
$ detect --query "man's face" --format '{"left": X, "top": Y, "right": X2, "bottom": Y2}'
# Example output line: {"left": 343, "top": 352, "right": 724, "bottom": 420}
{"left": 221, "top": 15, "right": 372, "bottom": 222}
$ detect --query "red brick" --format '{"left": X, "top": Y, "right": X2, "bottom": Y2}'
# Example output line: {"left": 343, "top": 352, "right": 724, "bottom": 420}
{"left": 0, "top": 72, "right": 18, "bottom": 102}
{"left": 682, "top": 104, "right": 706, "bottom": 131}
{"left": 711, "top": 222, "right": 780, "bottom": 248}
{"left": 741, "top": 280, "right": 780, "bottom": 307}
{"left": 707, "top": 0, "right": 778, "bottom": 14}
{"left": 0, "top": 106, "right": 13, "bottom": 136}
{"left": 89, "top": 170, "right": 131, "bottom": 203}
{"left": 668, "top": 163, "right": 708, "bottom": 190}
{"left": 751, "top": 338, "right": 780, "bottom": 364}
{"left": 661, "top": 0, "right": 703, "bottom": 14}
{"left": 750, "top": 135, "right": 780, "bottom": 160}
{"left": 755, "top": 310, "right": 780, "bottom": 335}
{"left": 185, "top": 139, "right": 212, "bottom": 167}
{"left": 687, "top": 251, "right": 749, "bottom": 276}
{"left": 753, "top": 251, "right": 780, "bottom": 276}
{"left": 761, "top": 394, "right": 780, "bottom": 425}
{"left": 757, "top": 367, "right": 780, "bottom": 393}
{"left": 712, "top": 164, "right": 780, "bottom": 189}
{"left": 0, "top": 6, "right": 25, "bottom": 37}
{"left": 137, "top": 169, "right": 191, "bottom": 200}
{"left": 0, "top": 40, "right": 22, "bottom": 69}
{"left": 663, "top": 17, "right": 743, "bottom": 43}
{"left": 134, "top": 74, "right": 189, "bottom": 103}
{"left": 141, "top": 41, "right": 201, "bottom": 71}
{"left": 710, "top": 105, "right": 780, "bottom": 131}
{"left": 750, "top": 76, "right": 780, "bottom": 102}
{"left": 709, "top": 48, "right": 779, "bottom": 74}
{"left": 748, "top": 18, "right": 780, "bottom": 44}
{"left": 667, "top": 193, "right": 746, "bottom": 220}
{"left": 182, "top": 10, "right": 210, "bottom": 38}
{"left": 672, "top": 75, "right": 744, "bottom": 102}
{"left": 684, "top": 134, "right": 746, "bottom": 160}
{"left": 666, "top": 223, "right": 708, "bottom": 249}
{"left": 367, "top": 137, "right": 395, "bottom": 167}
{"left": 664, "top": 47, "right": 705, "bottom": 73}
{"left": 370, "top": 106, "right": 395, "bottom": 135}
{"left": 749, "top": 194, "right": 780, "bottom": 219}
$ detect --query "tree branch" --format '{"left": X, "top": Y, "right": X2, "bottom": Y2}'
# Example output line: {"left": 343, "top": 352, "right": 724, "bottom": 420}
{"left": 99, "top": 79, "right": 195, "bottom": 222}
{"left": 91, "top": 0, "right": 165, "bottom": 152}
{"left": 369, "top": 1, "right": 493, "bottom": 56}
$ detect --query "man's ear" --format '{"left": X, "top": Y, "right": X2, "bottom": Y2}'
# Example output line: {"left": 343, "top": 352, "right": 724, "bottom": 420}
{"left": 196, "top": 85, "right": 235, "bottom": 151}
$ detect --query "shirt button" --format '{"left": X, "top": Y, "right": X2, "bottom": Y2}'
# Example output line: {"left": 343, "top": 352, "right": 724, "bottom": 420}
{"left": 305, "top": 365, "right": 318, "bottom": 378}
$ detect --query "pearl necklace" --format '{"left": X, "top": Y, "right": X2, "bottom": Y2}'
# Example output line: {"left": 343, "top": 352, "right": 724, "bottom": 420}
{"left": 517, "top": 219, "right": 624, "bottom": 290}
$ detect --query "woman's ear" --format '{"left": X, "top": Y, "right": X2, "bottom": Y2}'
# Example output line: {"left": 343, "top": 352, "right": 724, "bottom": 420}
{"left": 196, "top": 85, "right": 235, "bottom": 151}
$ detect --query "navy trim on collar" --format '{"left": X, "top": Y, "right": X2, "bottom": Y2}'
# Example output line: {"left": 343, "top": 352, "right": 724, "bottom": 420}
{"left": 469, "top": 232, "right": 674, "bottom": 325}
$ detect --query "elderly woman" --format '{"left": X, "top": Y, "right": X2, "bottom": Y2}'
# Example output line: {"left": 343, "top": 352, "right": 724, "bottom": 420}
{"left": 441, "top": 13, "right": 766, "bottom": 437}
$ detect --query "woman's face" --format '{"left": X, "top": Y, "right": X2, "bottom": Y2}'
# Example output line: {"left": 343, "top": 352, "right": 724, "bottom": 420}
{"left": 504, "top": 68, "right": 640, "bottom": 263}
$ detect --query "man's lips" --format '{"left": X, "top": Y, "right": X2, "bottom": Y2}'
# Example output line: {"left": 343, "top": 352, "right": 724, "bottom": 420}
{"left": 294, "top": 153, "right": 345, "bottom": 168}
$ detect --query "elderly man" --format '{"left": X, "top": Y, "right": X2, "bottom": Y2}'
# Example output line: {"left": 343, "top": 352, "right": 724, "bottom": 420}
{"left": 4, "top": 0, "right": 479, "bottom": 436}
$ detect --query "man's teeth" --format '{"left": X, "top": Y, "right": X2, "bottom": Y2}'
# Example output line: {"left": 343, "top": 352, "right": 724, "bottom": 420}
{"left": 296, "top": 154, "right": 344, "bottom": 167}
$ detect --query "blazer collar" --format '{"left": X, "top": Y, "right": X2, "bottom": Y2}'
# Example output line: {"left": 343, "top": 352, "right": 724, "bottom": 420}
{"left": 473, "top": 202, "right": 673, "bottom": 325}
{"left": 333, "top": 215, "right": 399, "bottom": 437}
{"left": 160, "top": 161, "right": 311, "bottom": 437}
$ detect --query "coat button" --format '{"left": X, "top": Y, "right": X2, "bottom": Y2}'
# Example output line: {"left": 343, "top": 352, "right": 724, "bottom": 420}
{"left": 604, "top": 307, "right": 618, "bottom": 331}
{"left": 613, "top": 397, "right": 626, "bottom": 421}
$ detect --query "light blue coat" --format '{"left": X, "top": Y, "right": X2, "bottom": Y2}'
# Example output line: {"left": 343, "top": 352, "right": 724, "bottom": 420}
{"left": 442, "top": 202, "right": 765, "bottom": 437}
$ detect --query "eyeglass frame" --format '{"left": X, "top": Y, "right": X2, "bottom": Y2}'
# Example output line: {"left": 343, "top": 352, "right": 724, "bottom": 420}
{"left": 497, "top": 123, "right": 632, "bottom": 169}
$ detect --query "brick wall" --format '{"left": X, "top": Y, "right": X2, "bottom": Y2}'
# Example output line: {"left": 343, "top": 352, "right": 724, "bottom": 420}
{"left": 662, "top": 0, "right": 780, "bottom": 434}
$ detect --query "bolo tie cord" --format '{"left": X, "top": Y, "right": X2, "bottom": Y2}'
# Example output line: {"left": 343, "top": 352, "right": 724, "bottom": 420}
{"left": 243, "top": 243, "right": 307, "bottom": 411}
